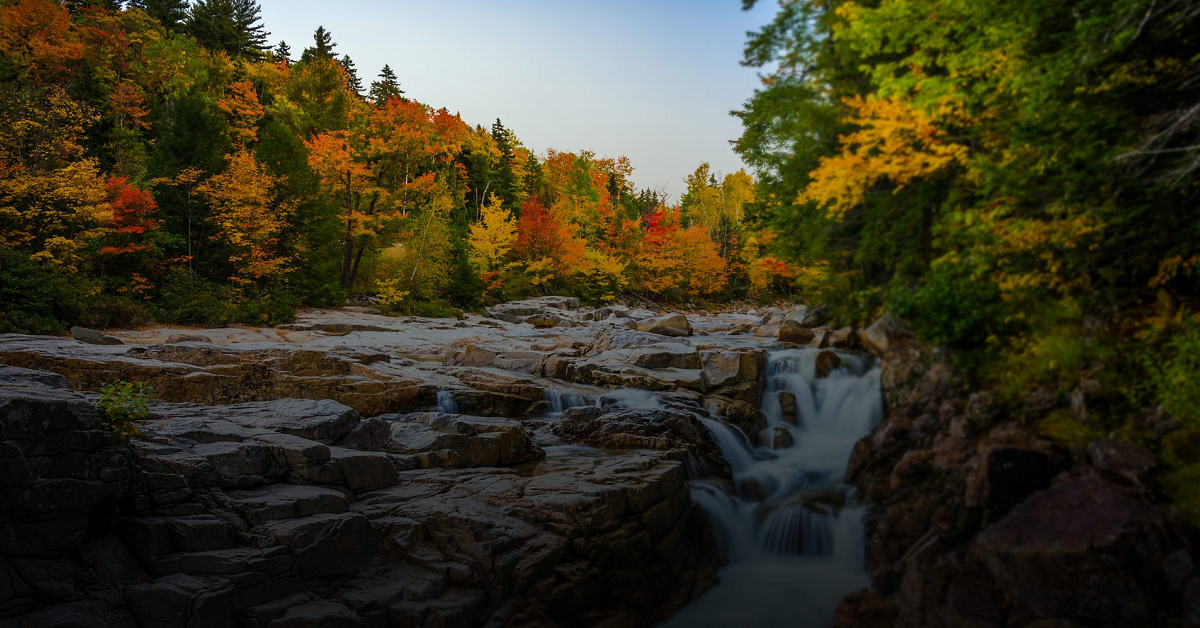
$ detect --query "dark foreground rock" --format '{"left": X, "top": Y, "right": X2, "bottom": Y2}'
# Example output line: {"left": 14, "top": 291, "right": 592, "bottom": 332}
{"left": 834, "top": 316, "right": 1199, "bottom": 628}
{"left": 0, "top": 367, "right": 718, "bottom": 627}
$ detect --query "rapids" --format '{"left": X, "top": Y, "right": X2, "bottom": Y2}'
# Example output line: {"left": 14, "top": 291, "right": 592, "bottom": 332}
{"left": 664, "top": 347, "right": 883, "bottom": 627}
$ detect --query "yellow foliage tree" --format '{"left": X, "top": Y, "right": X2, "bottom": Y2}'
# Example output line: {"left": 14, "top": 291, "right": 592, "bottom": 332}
{"left": 802, "top": 96, "right": 968, "bottom": 219}
{"left": 196, "top": 150, "right": 294, "bottom": 287}
{"left": 468, "top": 193, "right": 517, "bottom": 273}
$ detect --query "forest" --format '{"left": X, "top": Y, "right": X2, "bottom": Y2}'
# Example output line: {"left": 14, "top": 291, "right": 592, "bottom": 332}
{"left": 0, "top": 0, "right": 776, "bottom": 333}
{"left": 1, "top": 0, "right": 1200, "bottom": 521}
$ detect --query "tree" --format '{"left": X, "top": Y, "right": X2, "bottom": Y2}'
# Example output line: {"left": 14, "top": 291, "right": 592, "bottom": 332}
{"left": 368, "top": 64, "right": 403, "bottom": 105}
{"left": 273, "top": 40, "right": 290, "bottom": 63}
{"left": 0, "top": 85, "right": 110, "bottom": 271}
{"left": 340, "top": 54, "right": 362, "bottom": 94}
{"left": 468, "top": 193, "right": 516, "bottom": 272}
{"left": 187, "top": 0, "right": 269, "bottom": 60}
{"left": 196, "top": 150, "right": 293, "bottom": 287}
{"left": 130, "top": 0, "right": 188, "bottom": 31}
{"left": 299, "top": 25, "right": 336, "bottom": 63}
{"left": 98, "top": 176, "right": 160, "bottom": 262}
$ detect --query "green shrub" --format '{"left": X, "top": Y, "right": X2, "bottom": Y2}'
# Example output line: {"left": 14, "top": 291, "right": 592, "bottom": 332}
{"left": 0, "top": 249, "right": 89, "bottom": 334}
{"left": 239, "top": 291, "right": 299, "bottom": 325}
{"left": 156, "top": 270, "right": 239, "bottom": 326}
{"left": 890, "top": 259, "right": 1007, "bottom": 349}
{"left": 1154, "top": 326, "right": 1200, "bottom": 425}
{"left": 381, "top": 299, "right": 463, "bottom": 320}
{"left": 78, "top": 294, "right": 153, "bottom": 329}
{"left": 96, "top": 380, "right": 153, "bottom": 440}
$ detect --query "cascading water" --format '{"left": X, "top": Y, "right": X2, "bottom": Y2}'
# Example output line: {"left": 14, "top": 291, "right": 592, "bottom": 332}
{"left": 666, "top": 347, "right": 883, "bottom": 627}
{"left": 544, "top": 387, "right": 593, "bottom": 413}
{"left": 435, "top": 389, "right": 458, "bottom": 414}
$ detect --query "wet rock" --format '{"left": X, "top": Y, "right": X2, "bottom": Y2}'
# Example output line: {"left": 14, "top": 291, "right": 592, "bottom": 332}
{"left": 699, "top": 347, "right": 763, "bottom": 390}
{"left": 976, "top": 473, "right": 1177, "bottom": 624}
{"left": 777, "top": 320, "right": 815, "bottom": 345}
{"left": 815, "top": 349, "right": 841, "bottom": 378}
{"left": 634, "top": 313, "right": 693, "bottom": 337}
{"left": 828, "top": 327, "right": 858, "bottom": 349}
{"left": 753, "top": 320, "right": 782, "bottom": 337}
{"left": 778, "top": 391, "right": 798, "bottom": 425}
{"left": 771, "top": 427, "right": 793, "bottom": 450}
{"left": 703, "top": 395, "right": 765, "bottom": 436}
{"left": 70, "top": 327, "right": 123, "bottom": 346}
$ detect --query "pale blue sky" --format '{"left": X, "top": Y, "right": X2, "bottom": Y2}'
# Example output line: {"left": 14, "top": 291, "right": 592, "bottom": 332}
{"left": 256, "top": 0, "right": 775, "bottom": 199}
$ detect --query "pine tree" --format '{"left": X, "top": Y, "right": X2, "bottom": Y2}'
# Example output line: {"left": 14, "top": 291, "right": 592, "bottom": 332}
{"left": 491, "top": 119, "right": 520, "bottom": 212}
{"left": 299, "top": 26, "right": 337, "bottom": 63}
{"left": 340, "top": 55, "right": 363, "bottom": 94}
{"left": 368, "top": 64, "right": 404, "bottom": 105}
{"left": 130, "top": 0, "right": 189, "bottom": 31}
{"left": 187, "top": 0, "right": 269, "bottom": 59}
{"left": 274, "top": 40, "right": 291, "bottom": 64}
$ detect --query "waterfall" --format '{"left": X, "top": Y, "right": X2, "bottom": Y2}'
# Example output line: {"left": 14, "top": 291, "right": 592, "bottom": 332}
{"left": 436, "top": 389, "right": 458, "bottom": 414}
{"left": 545, "top": 387, "right": 592, "bottom": 413}
{"left": 665, "top": 347, "right": 883, "bottom": 628}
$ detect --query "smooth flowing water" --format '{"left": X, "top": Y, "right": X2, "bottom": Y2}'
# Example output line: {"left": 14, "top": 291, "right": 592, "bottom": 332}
{"left": 665, "top": 348, "right": 883, "bottom": 628}
{"left": 435, "top": 389, "right": 458, "bottom": 414}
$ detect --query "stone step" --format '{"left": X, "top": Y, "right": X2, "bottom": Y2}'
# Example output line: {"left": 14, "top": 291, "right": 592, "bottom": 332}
{"left": 224, "top": 484, "right": 351, "bottom": 523}
{"left": 149, "top": 545, "right": 295, "bottom": 578}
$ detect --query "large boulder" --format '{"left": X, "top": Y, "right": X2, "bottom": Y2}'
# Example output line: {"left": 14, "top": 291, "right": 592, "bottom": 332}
{"left": 633, "top": 314, "right": 693, "bottom": 337}
{"left": 858, "top": 313, "right": 914, "bottom": 357}
{"left": 777, "top": 319, "right": 815, "bottom": 344}
{"left": 485, "top": 296, "right": 579, "bottom": 324}
{"left": 814, "top": 350, "right": 841, "bottom": 378}
{"left": 976, "top": 473, "right": 1181, "bottom": 625}
{"left": 70, "top": 327, "right": 123, "bottom": 346}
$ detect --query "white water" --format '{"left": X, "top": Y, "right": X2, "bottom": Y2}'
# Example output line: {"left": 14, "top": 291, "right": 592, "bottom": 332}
{"left": 435, "top": 389, "right": 458, "bottom": 414}
{"left": 665, "top": 348, "right": 883, "bottom": 628}
{"left": 544, "top": 387, "right": 593, "bottom": 413}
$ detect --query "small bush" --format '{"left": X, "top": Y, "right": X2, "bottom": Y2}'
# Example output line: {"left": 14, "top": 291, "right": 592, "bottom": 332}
{"left": 239, "top": 290, "right": 298, "bottom": 325}
{"left": 156, "top": 270, "right": 239, "bottom": 326}
{"left": 381, "top": 299, "right": 463, "bottom": 320}
{"left": 96, "top": 380, "right": 152, "bottom": 440}
{"left": 0, "top": 249, "right": 90, "bottom": 334}
{"left": 1154, "top": 326, "right": 1200, "bottom": 425}
{"left": 78, "top": 294, "right": 153, "bottom": 329}
{"left": 890, "top": 258, "right": 1007, "bottom": 349}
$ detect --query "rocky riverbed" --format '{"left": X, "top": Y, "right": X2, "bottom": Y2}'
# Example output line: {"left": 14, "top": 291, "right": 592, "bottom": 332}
{"left": 2, "top": 298, "right": 1197, "bottom": 628}
{"left": 0, "top": 298, "right": 847, "bottom": 627}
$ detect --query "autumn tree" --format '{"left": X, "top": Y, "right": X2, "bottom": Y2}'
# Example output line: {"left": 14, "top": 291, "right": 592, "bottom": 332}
{"left": 196, "top": 150, "right": 293, "bottom": 287}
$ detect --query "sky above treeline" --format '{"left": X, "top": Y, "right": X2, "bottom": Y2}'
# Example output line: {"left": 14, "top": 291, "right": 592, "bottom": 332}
{"left": 256, "top": 0, "right": 776, "bottom": 200}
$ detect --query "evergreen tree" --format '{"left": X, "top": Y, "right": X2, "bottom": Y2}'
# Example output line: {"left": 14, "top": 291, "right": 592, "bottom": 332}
{"left": 187, "top": 0, "right": 269, "bottom": 59}
{"left": 274, "top": 40, "right": 291, "bottom": 64}
{"left": 340, "top": 55, "right": 363, "bottom": 94}
{"left": 491, "top": 119, "right": 520, "bottom": 212}
{"left": 368, "top": 64, "right": 404, "bottom": 105}
{"left": 130, "top": 0, "right": 188, "bottom": 31}
{"left": 299, "top": 26, "right": 337, "bottom": 63}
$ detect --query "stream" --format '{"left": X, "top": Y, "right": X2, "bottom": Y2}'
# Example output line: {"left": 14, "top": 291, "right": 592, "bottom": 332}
{"left": 664, "top": 347, "right": 883, "bottom": 627}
